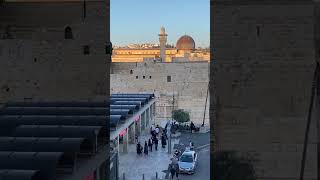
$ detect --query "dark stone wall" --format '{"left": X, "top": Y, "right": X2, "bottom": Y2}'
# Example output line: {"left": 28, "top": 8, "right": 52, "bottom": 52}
{"left": 211, "top": 0, "right": 317, "bottom": 179}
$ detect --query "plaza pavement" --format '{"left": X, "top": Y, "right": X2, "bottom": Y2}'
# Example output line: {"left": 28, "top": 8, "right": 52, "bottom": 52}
{"left": 119, "top": 130, "right": 179, "bottom": 180}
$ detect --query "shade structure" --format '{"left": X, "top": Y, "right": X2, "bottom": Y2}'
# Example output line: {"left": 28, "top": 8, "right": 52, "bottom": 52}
{"left": 111, "top": 94, "right": 154, "bottom": 100}
{"left": 5, "top": 101, "right": 108, "bottom": 108}
{"left": 110, "top": 104, "right": 139, "bottom": 111}
{"left": 0, "top": 115, "right": 106, "bottom": 136}
{"left": 112, "top": 101, "right": 143, "bottom": 106}
{"left": 0, "top": 152, "right": 64, "bottom": 180}
{"left": 12, "top": 125, "right": 106, "bottom": 146}
{"left": 0, "top": 169, "right": 42, "bottom": 180}
{"left": 0, "top": 99, "right": 111, "bottom": 180}
{"left": 110, "top": 109, "right": 133, "bottom": 116}
{"left": 0, "top": 137, "right": 89, "bottom": 153}
{"left": 110, "top": 115, "right": 126, "bottom": 127}
{"left": 0, "top": 107, "right": 109, "bottom": 116}
{"left": 110, "top": 97, "right": 148, "bottom": 104}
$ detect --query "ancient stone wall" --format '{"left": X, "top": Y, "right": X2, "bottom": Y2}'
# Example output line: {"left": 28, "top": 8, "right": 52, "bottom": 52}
{"left": 0, "top": 1, "right": 109, "bottom": 103}
{"left": 111, "top": 61, "right": 210, "bottom": 126}
{"left": 211, "top": 0, "right": 317, "bottom": 179}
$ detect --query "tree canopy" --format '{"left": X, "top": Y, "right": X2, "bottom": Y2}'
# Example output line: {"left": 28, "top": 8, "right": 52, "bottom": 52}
{"left": 172, "top": 109, "right": 190, "bottom": 124}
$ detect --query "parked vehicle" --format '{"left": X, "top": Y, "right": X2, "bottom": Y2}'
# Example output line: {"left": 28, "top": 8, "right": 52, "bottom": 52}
{"left": 178, "top": 149, "right": 198, "bottom": 174}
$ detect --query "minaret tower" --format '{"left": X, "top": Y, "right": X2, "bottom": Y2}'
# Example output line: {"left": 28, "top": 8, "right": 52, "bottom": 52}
{"left": 158, "top": 26, "right": 167, "bottom": 62}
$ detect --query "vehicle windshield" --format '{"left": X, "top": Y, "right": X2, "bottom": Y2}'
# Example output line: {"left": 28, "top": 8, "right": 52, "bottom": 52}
{"left": 180, "top": 154, "right": 194, "bottom": 163}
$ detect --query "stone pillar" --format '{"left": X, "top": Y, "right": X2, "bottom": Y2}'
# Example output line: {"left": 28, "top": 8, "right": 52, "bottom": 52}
{"left": 117, "top": 136, "right": 120, "bottom": 154}
{"left": 122, "top": 129, "right": 128, "bottom": 154}
{"left": 135, "top": 120, "right": 140, "bottom": 137}
{"left": 96, "top": 167, "right": 100, "bottom": 180}
{"left": 148, "top": 107, "right": 151, "bottom": 126}
{"left": 138, "top": 116, "right": 142, "bottom": 135}
{"left": 129, "top": 123, "right": 135, "bottom": 144}
{"left": 146, "top": 108, "right": 149, "bottom": 127}
{"left": 141, "top": 112, "right": 145, "bottom": 131}
{"left": 143, "top": 111, "right": 147, "bottom": 130}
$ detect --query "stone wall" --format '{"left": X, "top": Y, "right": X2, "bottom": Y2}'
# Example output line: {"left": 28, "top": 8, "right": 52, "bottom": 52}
{"left": 111, "top": 60, "right": 210, "bottom": 126}
{"left": 0, "top": 1, "right": 109, "bottom": 103}
{"left": 211, "top": 0, "right": 317, "bottom": 179}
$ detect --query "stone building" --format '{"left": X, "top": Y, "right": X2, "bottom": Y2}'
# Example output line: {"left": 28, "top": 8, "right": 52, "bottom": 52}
{"left": 112, "top": 27, "right": 210, "bottom": 62}
{"left": 212, "top": 0, "right": 318, "bottom": 179}
{"left": 111, "top": 60, "right": 209, "bottom": 127}
{"left": 0, "top": 0, "right": 109, "bottom": 103}
{"left": 0, "top": 0, "right": 109, "bottom": 180}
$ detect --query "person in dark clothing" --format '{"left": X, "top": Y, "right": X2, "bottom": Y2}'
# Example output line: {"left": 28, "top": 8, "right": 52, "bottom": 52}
{"left": 161, "top": 134, "right": 166, "bottom": 148}
{"left": 135, "top": 135, "right": 138, "bottom": 143}
{"left": 169, "top": 163, "right": 176, "bottom": 179}
{"left": 154, "top": 137, "right": 158, "bottom": 151}
{"left": 175, "top": 163, "right": 179, "bottom": 179}
{"left": 144, "top": 141, "right": 148, "bottom": 155}
{"left": 190, "top": 121, "right": 195, "bottom": 133}
{"left": 137, "top": 142, "right": 142, "bottom": 155}
{"left": 148, "top": 138, "right": 153, "bottom": 152}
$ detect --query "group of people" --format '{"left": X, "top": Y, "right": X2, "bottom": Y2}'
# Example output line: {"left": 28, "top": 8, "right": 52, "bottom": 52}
{"left": 169, "top": 141, "right": 194, "bottom": 179}
{"left": 136, "top": 124, "right": 168, "bottom": 156}
{"left": 169, "top": 149, "right": 181, "bottom": 180}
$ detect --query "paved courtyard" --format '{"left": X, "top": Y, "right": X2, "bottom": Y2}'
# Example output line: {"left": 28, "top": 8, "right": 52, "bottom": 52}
{"left": 119, "top": 130, "right": 179, "bottom": 180}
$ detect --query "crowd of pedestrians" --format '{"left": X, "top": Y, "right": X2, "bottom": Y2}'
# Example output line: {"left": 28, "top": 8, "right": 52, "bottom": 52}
{"left": 136, "top": 124, "right": 168, "bottom": 156}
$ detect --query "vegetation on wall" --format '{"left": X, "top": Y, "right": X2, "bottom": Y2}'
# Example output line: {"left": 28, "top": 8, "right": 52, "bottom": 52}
{"left": 172, "top": 109, "right": 190, "bottom": 124}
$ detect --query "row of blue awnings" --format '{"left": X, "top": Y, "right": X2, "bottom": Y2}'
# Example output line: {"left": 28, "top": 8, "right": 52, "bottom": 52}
{"left": 109, "top": 93, "right": 155, "bottom": 128}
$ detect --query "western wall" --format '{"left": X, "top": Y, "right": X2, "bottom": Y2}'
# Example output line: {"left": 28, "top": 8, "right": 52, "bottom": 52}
{"left": 111, "top": 59, "right": 210, "bottom": 127}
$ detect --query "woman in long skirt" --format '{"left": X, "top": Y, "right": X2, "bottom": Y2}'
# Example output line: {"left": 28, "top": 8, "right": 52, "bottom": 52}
{"left": 144, "top": 141, "right": 148, "bottom": 155}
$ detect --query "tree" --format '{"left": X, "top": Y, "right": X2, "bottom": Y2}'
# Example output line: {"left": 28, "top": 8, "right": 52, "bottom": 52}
{"left": 212, "top": 151, "right": 256, "bottom": 180}
{"left": 172, "top": 109, "right": 190, "bottom": 124}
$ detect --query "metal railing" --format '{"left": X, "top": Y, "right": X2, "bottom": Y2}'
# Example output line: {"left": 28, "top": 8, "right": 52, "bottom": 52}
{"left": 121, "top": 172, "right": 165, "bottom": 180}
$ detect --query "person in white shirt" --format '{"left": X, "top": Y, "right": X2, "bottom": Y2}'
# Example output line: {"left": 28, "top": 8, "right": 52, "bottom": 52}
{"left": 155, "top": 125, "right": 160, "bottom": 136}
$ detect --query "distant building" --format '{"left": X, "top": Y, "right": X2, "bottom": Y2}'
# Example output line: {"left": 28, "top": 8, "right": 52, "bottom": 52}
{"left": 112, "top": 27, "right": 210, "bottom": 62}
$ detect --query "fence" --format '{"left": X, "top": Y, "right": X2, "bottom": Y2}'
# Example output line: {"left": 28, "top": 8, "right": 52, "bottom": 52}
{"left": 120, "top": 172, "right": 167, "bottom": 180}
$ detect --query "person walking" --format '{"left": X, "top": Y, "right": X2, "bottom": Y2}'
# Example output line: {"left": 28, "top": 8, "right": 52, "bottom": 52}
{"left": 169, "top": 163, "right": 176, "bottom": 180}
{"left": 137, "top": 142, "right": 142, "bottom": 155}
{"left": 155, "top": 125, "right": 160, "bottom": 136}
{"left": 188, "top": 140, "right": 194, "bottom": 151}
{"left": 161, "top": 134, "right": 166, "bottom": 148}
{"left": 154, "top": 136, "right": 158, "bottom": 151}
{"left": 144, "top": 141, "right": 148, "bottom": 155}
{"left": 190, "top": 121, "right": 194, "bottom": 133}
{"left": 175, "top": 163, "right": 179, "bottom": 180}
{"left": 148, "top": 138, "right": 153, "bottom": 152}
{"left": 135, "top": 135, "right": 138, "bottom": 143}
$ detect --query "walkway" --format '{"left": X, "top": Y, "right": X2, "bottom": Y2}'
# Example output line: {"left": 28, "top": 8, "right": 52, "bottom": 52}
{"left": 118, "top": 130, "right": 179, "bottom": 180}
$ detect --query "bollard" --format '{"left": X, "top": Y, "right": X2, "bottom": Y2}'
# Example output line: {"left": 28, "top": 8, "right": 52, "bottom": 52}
{"left": 156, "top": 172, "right": 158, "bottom": 179}
{"left": 142, "top": 174, "right": 145, "bottom": 180}
{"left": 123, "top": 172, "right": 125, "bottom": 180}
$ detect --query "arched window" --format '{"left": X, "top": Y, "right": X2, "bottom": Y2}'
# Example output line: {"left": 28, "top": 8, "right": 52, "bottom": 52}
{"left": 130, "top": 70, "right": 133, "bottom": 74}
{"left": 64, "top": 26, "right": 73, "bottom": 39}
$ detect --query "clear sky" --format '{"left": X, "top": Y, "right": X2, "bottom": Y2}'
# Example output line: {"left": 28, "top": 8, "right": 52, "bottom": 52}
{"left": 111, "top": 0, "right": 210, "bottom": 48}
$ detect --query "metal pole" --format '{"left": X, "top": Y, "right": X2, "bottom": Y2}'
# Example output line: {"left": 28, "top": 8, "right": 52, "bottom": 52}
{"left": 156, "top": 172, "right": 158, "bottom": 179}
{"left": 299, "top": 63, "right": 319, "bottom": 180}
{"left": 123, "top": 173, "right": 125, "bottom": 180}
{"left": 142, "top": 174, "right": 145, "bottom": 180}
{"left": 168, "top": 89, "right": 174, "bottom": 154}
{"left": 202, "top": 82, "right": 209, "bottom": 127}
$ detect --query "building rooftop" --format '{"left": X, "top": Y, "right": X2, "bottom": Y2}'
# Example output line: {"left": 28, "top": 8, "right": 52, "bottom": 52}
{"left": 0, "top": 101, "right": 108, "bottom": 180}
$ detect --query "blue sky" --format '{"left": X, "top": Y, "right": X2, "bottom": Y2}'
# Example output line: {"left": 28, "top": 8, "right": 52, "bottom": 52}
{"left": 111, "top": 0, "right": 210, "bottom": 48}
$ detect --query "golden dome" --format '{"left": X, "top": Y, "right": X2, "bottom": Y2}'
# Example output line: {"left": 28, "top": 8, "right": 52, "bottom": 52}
{"left": 176, "top": 35, "right": 195, "bottom": 51}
